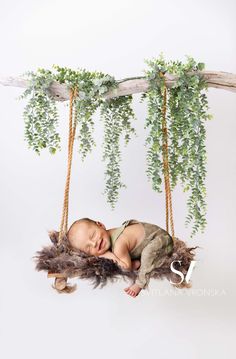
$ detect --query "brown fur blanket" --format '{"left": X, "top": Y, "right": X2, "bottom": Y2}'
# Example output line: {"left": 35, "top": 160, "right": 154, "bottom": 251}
{"left": 33, "top": 231, "right": 200, "bottom": 293}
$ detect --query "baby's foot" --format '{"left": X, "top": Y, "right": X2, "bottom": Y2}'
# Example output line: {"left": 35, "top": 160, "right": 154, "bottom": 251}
{"left": 124, "top": 283, "right": 142, "bottom": 297}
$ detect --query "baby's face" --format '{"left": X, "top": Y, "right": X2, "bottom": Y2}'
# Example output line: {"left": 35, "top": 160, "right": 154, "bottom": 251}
{"left": 68, "top": 221, "right": 111, "bottom": 256}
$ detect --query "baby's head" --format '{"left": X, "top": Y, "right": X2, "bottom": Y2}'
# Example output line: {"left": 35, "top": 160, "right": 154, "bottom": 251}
{"left": 67, "top": 217, "right": 111, "bottom": 256}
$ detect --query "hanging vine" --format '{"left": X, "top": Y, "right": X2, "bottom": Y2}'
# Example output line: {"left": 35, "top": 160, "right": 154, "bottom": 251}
{"left": 141, "top": 53, "right": 212, "bottom": 238}
{"left": 19, "top": 65, "right": 137, "bottom": 209}
{"left": 18, "top": 68, "right": 60, "bottom": 155}
{"left": 100, "top": 95, "right": 137, "bottom": 209}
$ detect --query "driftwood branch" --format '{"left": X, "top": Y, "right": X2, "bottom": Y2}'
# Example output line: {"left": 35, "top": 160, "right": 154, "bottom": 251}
{"left": 0, "top": 71, "right": 235, "bottom": 101}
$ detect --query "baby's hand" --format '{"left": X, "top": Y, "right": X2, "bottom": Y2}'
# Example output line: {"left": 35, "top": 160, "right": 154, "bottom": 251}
{"left": 98, "top": 250, "right": 115, "bottom": 260}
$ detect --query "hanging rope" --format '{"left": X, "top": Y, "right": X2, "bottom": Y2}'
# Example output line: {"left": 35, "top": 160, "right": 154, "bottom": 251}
{"left": 56, "top": 77, "right": 175, "bottom": 249}
{"left": 58, "top": 86, "right": 78, "bottom": 247}
{"left": 159, "top": 72, "right": 176, "bottom": 242}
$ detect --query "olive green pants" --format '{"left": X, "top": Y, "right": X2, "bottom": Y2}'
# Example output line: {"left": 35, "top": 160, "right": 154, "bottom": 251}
{"left": 135, "top": 234, "right": 173, "bottom": 289}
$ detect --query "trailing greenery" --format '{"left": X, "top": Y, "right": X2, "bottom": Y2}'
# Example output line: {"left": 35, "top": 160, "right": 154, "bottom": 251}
{"left": 18, "top": 65, "right": 137, "bottom": 209}
{"left": 100, "top": 96, "right": 137, "bottom": 209}
{"left": 18, "top": 69, "right": 60, "bottom": 155}
{"left": 18, "top": 55, "right": 213, "bottom": 238}
{"left": 140, "top": 53, "right": 212, "bottom": 238}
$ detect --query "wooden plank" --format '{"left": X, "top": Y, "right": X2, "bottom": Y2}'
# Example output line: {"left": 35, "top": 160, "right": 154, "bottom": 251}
{"left": 47, "top": 271, "right": 80, "bottom": 279}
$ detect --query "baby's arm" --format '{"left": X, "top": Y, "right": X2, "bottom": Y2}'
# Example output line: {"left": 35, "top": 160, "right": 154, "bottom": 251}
{"left": 99, "top": 246, "right": 132, "bottom": 270}
{"left": 134, "top": 236, "right": 166, "bottom": 289}
{"left": 99, "top": 251, "right": 140, "bottom": 271}
{"left": 113, "top": 243, "right": 132, "bottom": 270}
{"left": 98, "top": 251, "right": 131, "bottom": 270}
{"left": 124, "top": 254, "right": 153, "bottom": 296}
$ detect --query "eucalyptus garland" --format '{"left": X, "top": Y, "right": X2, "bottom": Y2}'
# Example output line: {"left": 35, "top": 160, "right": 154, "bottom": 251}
{"left": 100, "top": 95, "right": 137, "bottom": 209}
{"left": 18, "top": 65, "right": 137, "bottom": 210}
{"left": 18, "top": 55, "right": 213, "bottom": 238}
{"left": 18, "top": 68, "right": 60, "bottom": 154}
{"left": 140, "top": 54, "right": 212, "bottom": 238}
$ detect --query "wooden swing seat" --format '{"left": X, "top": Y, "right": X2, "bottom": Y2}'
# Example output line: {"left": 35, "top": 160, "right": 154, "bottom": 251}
{"left": 48, "top": 271, "right": 78, "bottom": 291}
{"left": 47, "top": 271, "right": 79, "bottom": 279}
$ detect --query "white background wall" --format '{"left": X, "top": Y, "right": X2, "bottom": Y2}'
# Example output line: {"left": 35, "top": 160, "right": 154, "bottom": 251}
{"left": 0, "top": 0, "right": 235, "bottom": 358}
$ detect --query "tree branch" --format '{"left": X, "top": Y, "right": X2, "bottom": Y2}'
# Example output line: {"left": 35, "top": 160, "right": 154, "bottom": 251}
{"left": 0, "top": 70, "right": 235, "bottom": 102}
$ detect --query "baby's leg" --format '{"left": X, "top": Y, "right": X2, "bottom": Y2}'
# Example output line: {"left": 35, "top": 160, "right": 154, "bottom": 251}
{"left": 124, "top": 260, "right": 141, "bottom": 297}
{"left": 134, "top": 237, "right": 164, "bottom": 290}
{"left": 124, "top": 233, "right": 173, "bottom": 297}
{"left": 124, "top": 240, "right": 161, "bottom": 297}
{"left": 133, "top": 233, "right": 172, "bottom": 289}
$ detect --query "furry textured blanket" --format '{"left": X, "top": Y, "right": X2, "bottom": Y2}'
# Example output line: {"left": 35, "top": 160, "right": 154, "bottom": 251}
{"left": 33, "top": 231, "right": 200, "bottom": 293}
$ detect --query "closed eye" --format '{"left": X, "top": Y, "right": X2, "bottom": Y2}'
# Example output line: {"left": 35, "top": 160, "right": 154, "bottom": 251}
{"left": 84, "top": 244, "right": 90, "bottom": 253}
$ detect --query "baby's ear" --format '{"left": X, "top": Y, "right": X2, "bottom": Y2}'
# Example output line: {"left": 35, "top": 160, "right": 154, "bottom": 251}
{"left": 48, "top": 230, "right": 59, "bottom": 245}
{"left": 96, "top": 221, "right": 106, "bottom": 229}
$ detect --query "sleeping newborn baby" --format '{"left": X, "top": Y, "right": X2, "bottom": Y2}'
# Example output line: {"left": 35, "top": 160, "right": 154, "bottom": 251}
{"left": 67, "top": 217, "right": 174, "bottom": 297}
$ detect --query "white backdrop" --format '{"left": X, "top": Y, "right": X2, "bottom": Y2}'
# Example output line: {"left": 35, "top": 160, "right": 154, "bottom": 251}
{"left": 0, "top": 1, "right": 235, "bottom": 358}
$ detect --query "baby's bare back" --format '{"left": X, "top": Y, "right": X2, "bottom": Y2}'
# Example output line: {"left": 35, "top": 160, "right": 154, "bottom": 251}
{"left": 113, "top": 223, "right": 146, "bottom": 254}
